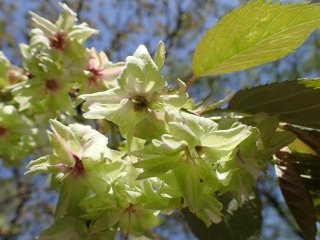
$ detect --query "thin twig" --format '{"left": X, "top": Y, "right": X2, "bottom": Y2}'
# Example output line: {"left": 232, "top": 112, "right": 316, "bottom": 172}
{"left": 10, "top": 168, "right": 32, "bottom": 226}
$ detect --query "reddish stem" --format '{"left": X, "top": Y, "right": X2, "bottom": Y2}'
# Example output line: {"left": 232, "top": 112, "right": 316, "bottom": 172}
{"left": 186, "top": 74, "right": 198, "bottom": 90}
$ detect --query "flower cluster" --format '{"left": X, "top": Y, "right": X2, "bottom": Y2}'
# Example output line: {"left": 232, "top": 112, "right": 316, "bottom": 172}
{"left": 0, "top": 104, "right": 37, "bottom": 165}
{"left": 5, "top": 3, "right": 296, "bottom": 239}
{"left": 26, "top": 40, "right": 281, "bottom": 238}
{"left": 11, "top": 3, "right": 123, "bottom": 118}
{"left": 80, "top": 44, "right": 188, "bottom": 139}
{"left": 26, "top": 120, "right": 177, "bottom": 238}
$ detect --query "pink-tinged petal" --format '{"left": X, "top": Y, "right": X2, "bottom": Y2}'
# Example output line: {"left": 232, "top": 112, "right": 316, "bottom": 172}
{"left": 100, "top": 67, "right": 124, "bottom": 79}
{"left": 54, "top": 163, "right": 67, "bottom": 169}
{"left": 88, "top": 51, "right": 98, "bottom": 69}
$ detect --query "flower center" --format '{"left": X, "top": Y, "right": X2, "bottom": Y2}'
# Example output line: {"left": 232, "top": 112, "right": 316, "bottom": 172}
{"left": 130, "top": 96, "right": 148, "bottom": 112}
{"left": 6, "top": 69, "right": 20, "bottom": 84}
{"left": 87, "top": 68, "right": 101, "bottom": 87}
{"left": 49, "top": 31, "right": 66, "bottom": 51}
{"left": 0, "top": 126, "right": 8, "bottom": 137}
{"left": 71, "top": 154, "right": 86, "bottom": 175}
{"left": 195, "top": 145, "right": 204, "bottom": 156}
{"left": 44, "top": 79, "right": 59, "bottom": 93}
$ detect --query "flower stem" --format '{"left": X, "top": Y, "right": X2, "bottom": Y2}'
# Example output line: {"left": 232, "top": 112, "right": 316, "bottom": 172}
{"left": 109, "top": 121, "right": 119, "bottom": 149}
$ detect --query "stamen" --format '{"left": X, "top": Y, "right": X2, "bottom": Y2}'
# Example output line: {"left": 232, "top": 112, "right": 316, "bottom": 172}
{"left": 130, "top": 96, "right": 148, "bottom": 112}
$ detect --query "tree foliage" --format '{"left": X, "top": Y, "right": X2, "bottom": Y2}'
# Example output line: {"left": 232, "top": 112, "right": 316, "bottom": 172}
{"left": 1, "top": 1, "right": 320, "bottom": 239}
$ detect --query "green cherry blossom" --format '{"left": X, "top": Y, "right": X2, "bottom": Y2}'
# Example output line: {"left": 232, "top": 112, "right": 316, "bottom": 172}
{"left": 80, "top": 44, "right": 188, "bottom": 139}
{"left": 12, "top": 53, "right": 76, "bottom": 116}
{"left": 0, "top": 104, "right": 37, "bottom": 165}
{"left": 28, "top": 3, "right": 98, "bottom": 52}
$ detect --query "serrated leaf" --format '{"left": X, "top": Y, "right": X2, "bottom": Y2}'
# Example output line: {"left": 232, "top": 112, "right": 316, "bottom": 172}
{"left": 193, "top": 1, "right": 320, "bottom": 76}
{"left": 285, "top": 125, "right": 320, "bottom": 154}
{"left": 228, "top": 79, "right": 320, "bottom": 130}
{"left": 279, "top": 152, "right": 320, "bottom": 221}
{"left": 275, "top": 151, "right": 317, "bottom": 240}
{"left": 287, "top": 153, "right": 320, "bottom": 192}
{"left": 183, "top": 192, "right": 262, "bottom": 240}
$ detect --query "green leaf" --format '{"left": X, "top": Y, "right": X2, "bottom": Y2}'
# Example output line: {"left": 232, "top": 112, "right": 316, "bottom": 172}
{"left": 288, "top": 153, "right": 320, "bottom": 192}
{"left": 276, "top": 152, "right": 320, "bottom": 221}
{"left": 183, "top": 192, "right": 262, "bottom": 240}
{"left": 275, "top": 151, "right": 317, "bottom": 240}
{"left": 286, "top": 136, "right": 320, "bottom": 221}
{"left": 193, "top": 1, "right": 320, "bottom": 76}
{"left": 285, "top": 125, "right": 320, "bottom": 154}
{"left": 228, "top": 79, "right": 320, "bottom": 130}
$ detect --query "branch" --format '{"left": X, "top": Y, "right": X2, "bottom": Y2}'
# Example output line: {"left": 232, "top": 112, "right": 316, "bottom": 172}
{"left": 75, "top": 0, "right": 84, "bottom": 19}
{"left": 0, "top": 186, "right": 30, "bottom": 204}
{"left": 163, "top": 2, "right": 184, "bottom": 52}
{"left": 11, "top": 168, "right": 31, "bottom": 224}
